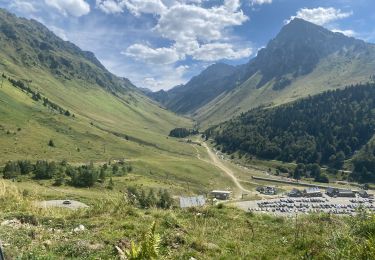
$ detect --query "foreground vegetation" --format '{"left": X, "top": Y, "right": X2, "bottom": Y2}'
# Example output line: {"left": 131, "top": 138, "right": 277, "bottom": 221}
{"left": 206, "top": 83, "right": 375, "bottom": 181}
{"left": 1, "top": 180, "right": 375, "bottom": 259}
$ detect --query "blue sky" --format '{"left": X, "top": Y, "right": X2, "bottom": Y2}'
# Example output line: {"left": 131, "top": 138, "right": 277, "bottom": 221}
{"left": 1, "top": 0, "right": 374, "bottom": 91}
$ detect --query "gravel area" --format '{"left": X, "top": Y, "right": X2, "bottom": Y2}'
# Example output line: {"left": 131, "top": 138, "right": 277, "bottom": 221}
{"left": 234, "top": 195, "right": 375, "bottom": 216}
{"left": 36, "top": 200, "right": 89, "bottom": 210}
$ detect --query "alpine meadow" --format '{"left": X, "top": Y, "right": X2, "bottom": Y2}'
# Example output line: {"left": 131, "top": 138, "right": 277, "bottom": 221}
{"left": 1, "top": 1, "right": 375, "bottom": 259}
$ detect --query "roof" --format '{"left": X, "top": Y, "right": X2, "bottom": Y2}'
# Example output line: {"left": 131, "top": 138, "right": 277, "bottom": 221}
{"left": 211, "top": 190, "right": 232, "bottom": 194}
{"left": 179, "top": 196, "right": 206, "bottom": 208}
{"left": 305, "top": 187, "right": 321, "bottom": 193}
{"left": 337, "top": 189, "right": 354, "bottom": 194}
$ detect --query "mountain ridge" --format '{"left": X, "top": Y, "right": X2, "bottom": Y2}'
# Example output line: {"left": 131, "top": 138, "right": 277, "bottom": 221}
{"left": 148, "top": 18, "right": 375, "bottom": 128}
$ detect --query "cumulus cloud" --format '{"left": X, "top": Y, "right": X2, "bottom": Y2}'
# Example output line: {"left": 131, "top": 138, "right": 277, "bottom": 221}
{"left": 141, "top": 65, "right": 189, "bottom": 90}
{"left": 287, "top": 7, "right": 352, "bottom": 26}
{"left": 96, "top": 0, "right": 166, "bottom": 15}
{"left": 331, "top": 29, "right": 356, "bottom": 37}
{"left": 123, "top": 44, "right": 180, "bottom": 64}
{"left": 120, "top": 0, "right": 250, "bottom": 64}
{"left": 155, "top": 1, "right": 247, "bottom": 42}
{"left": 250, "top": 0, "right": 272, "bottom": 6}
{"left": 45, "top": 0, "right": 90, "bottom": 17}
{"left": 192, "top": 43, "right": 252, "bottom": 61}
{"left": 96, "top": 0, "right": 124, "bottom": 14}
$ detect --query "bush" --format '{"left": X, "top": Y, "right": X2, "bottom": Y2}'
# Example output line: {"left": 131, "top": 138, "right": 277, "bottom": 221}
{"left": 3, "top": 161, "right": 21, "bottom": 179}
{"left": 34, "top": 161, "right": 57, "bottom": 179}
{"left": 70, "top": 163, "right": 98, "bottom": 187}
{"left": 48, "top": 139, "right": 55, "bottom": 147}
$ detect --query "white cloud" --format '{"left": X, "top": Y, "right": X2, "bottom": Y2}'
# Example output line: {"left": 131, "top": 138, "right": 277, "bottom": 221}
{"left": 96, "top": 0, "right": 166, "bottom": 15}
{"left": 121, "top": 0, "right": 250, "bottom": 64}
{"left": 141, "top": 65, "right": 189, "bottom": 90}
{"left": 331, "top": 29, "right": 356, "bottom": 37}
{"left": 123, "top": 44, "right": 180, "bottom": 64}
{"left": 45, "top": 0, "right": 90, "bottom": 17}
{"left": 250, "top": 0, "right": 272, "bottom": 6}
{"left": 49, "top": 25, "right": 69, "bottom": 41}
{"left": 9, "top": 0, "right": 37, "bottom": 13}
{"left": 192, "top": 43, "right": 252, "bottom": 61}
{"left": 96, "top": 0, "right": 123, "bottom": 14}
{"left": 155, "top": 1, "right": 247, "bottom": 42}
{"left": 288, "top": 7, "right": 352, "bottom": 26}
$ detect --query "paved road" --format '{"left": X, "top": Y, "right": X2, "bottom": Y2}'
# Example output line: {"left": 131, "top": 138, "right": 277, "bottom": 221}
{"left": 202, "top": 142, "right": 255, "bottom": 198}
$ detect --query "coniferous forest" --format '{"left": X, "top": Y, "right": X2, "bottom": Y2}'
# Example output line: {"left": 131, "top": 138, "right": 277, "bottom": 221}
{"left": 205, "top": 83, "right": 375, "bottom": 180}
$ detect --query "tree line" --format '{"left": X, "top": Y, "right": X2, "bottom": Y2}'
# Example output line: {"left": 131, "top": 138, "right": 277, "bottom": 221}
{"left": 126, "top": 186, "right": 174, "bottom": 209}
{"left": 205, "top": 83, "right": 375, "bottom": 178}
{"left": 3, "top": 73, "right": 73, "bottom": 117}
{"left": 169, "top": 128, "right": 198, "bottom": 138}
{"left": 351, "top": 141, "right": 375, "bottom": 183}
{"left": 2, "top": 160, "right": 133, "bottom": 188}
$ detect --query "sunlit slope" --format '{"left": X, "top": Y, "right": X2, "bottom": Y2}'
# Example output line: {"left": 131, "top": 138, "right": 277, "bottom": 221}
{"left": 195, "top": 47, "right": 375, "bottom": 128}
{"left": 0, "top": 74, "right": 236, "bottom": 193}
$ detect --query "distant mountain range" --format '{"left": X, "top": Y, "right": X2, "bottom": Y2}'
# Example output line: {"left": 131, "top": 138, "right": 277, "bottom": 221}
{"left": 148, "top": 18, "right": 375, "bottom": 128}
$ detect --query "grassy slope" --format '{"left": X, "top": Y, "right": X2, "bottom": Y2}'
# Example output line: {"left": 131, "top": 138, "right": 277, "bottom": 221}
{"left": 195, "top": 48, "right": 375, "bottom": 129}
{"left": 1, "top": 180, "right": 375, "bottom": 259}
{"left": 0, "top": 43, "right": 239, "bottom": 194}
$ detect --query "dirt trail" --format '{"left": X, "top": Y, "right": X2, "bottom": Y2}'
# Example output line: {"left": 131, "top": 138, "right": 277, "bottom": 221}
{"left": 202, "top": 142, "right": 255, "bottom": 198}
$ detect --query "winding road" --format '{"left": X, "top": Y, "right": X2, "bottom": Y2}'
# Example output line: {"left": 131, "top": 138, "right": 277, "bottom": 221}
{"left": 201, "top": 142, "right": 255, "bottom": 198}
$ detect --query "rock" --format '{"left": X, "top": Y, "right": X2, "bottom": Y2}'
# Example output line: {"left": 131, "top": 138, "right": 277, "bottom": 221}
{"left": 43, "top": 240, "right": 52, "bottom": 248}
{"left": 204, "top": 242, "right": 220, "bottom": 251}
{"left": 73, "top": 224, "right": 85, "bottom": 232}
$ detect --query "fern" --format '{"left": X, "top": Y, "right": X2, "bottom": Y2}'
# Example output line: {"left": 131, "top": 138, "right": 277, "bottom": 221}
{"left": 125, "top": 221, "right": 161, "bottom": 260}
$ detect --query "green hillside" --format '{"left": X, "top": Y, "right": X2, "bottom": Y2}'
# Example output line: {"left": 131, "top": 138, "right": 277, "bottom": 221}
{"left": 0, "top": 9, "right": 234, "bottom": 194}
{"left": 205, "top": 83, "right": 375, "bottom": 180}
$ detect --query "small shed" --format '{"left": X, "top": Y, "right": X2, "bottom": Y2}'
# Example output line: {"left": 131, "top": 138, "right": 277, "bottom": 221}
{"left": 288, "top": 188, "right": 303, "bottom": 197}
{"left": 303, "top": 187, "right": 322, "bottom": 197}
{"left": 179, "top": 195, "right": 206, "bottom": 208}
{"left": 211, "top": 190, "right": 232, "bottom": 200}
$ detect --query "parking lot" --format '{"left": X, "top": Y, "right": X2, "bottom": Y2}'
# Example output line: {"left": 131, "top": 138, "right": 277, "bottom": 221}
{"left": 234, "top": 195, "right": 375, "bottom": 216}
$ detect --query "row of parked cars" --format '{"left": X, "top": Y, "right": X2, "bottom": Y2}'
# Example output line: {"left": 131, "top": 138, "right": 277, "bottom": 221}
{"left": 253, "top": 198, "right": 375, "bottom": 215}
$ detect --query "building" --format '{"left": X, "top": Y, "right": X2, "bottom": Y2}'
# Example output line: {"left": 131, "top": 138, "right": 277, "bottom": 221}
{"left": 327, "top": 187, "right": 355, "bottom": 197}
{"left": 288, "top": 188, "right": 303, "bottom": 197}
{"left": 179, "top": 196, "right": 206, "bottom": 208}
{"left": 358, "top": 190, "right": 374, "bottom": 198}
{"left": 211, "top": 190, "right": 232, "bottom": 200}
{"left": 303, "top": 187, "right": 322, "bottom": 197}
{"left": 256, "top": 186, "right": 277, "bottom": 195}
{"left": 337, "top": 189, "right": 355, "bottom": 197}
{"left": 326, "top": 187, "right": 336, "bottom": 197}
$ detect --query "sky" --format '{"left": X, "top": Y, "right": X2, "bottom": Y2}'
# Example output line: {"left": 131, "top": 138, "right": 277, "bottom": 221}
{"left": 0, "top": 0, "right": 374, "bottom": 91}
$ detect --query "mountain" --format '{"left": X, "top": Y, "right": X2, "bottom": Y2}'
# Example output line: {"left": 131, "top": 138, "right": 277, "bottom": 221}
{"left": 148, "top": 63, "right": 238, "bottom": 114}
{"left": 0, "top": 8, "right": 193, "bottom": 163}
{"left": 151, "top": 18, "right": 375, "bottom": 128}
